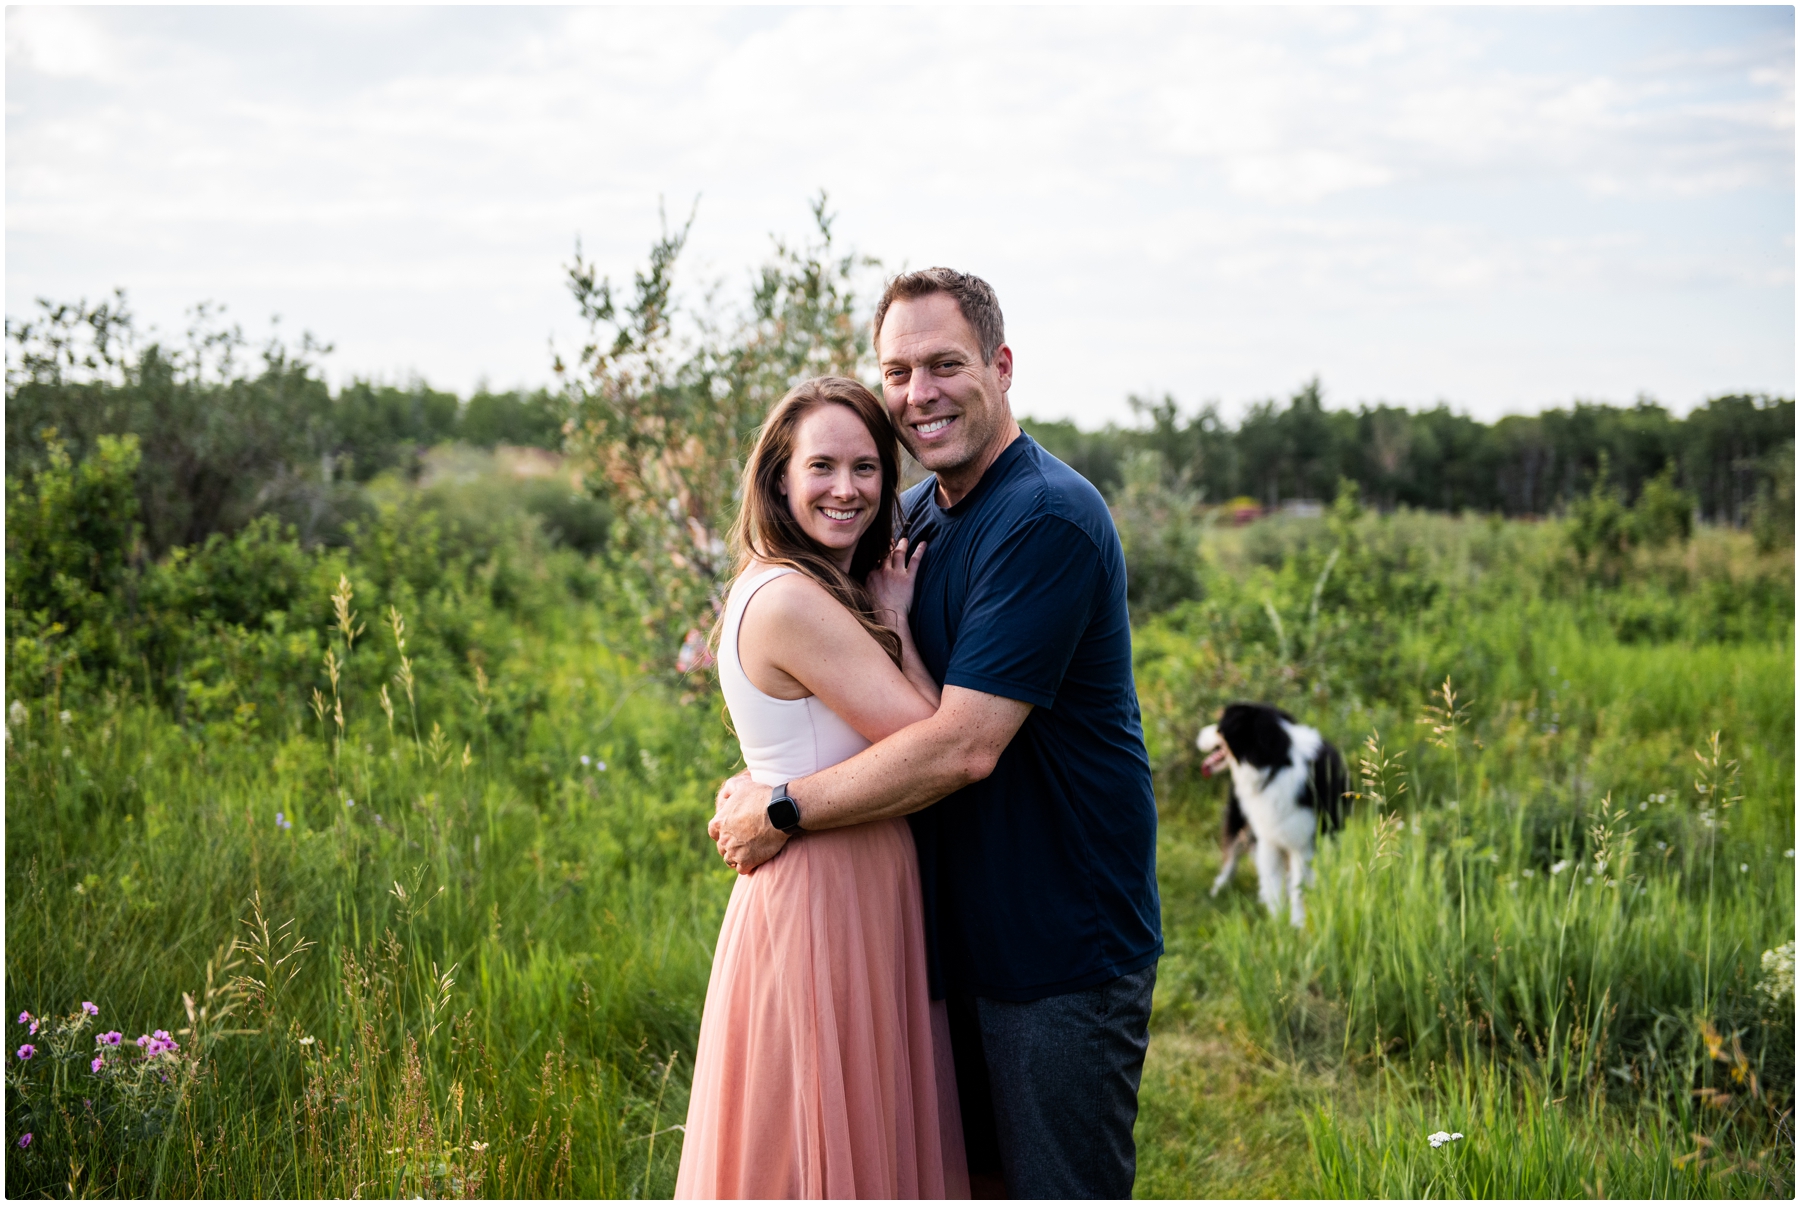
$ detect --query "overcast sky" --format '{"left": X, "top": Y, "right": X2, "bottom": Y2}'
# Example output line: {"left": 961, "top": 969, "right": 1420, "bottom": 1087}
{"left": 6, "top": 5, "right": 1794, "bottom": 426}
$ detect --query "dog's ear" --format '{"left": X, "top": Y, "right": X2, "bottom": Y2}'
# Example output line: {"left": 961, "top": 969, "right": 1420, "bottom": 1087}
{"left": 1220, "top": 703, "right": 1290, "bottom": 767}
{"left": 1216, "top": 704, "right": 1253, "bottom": 757}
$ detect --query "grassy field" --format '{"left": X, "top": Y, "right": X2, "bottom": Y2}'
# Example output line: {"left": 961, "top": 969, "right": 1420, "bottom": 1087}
{"left": 5, "top": 471, "right": 1793, "bottom": 1198}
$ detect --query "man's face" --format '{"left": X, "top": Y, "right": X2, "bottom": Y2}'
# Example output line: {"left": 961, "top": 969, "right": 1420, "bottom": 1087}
{"left": 877, "top": 293, "right": 1014, "bottom": 479}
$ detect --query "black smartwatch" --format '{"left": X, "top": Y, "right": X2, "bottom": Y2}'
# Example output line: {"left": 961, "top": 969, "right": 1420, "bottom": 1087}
{"left": 767, "top": 783, "right": 803, "bottom": 835}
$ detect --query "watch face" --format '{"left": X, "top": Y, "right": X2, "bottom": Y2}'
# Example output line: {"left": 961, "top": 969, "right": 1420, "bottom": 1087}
{"left": 768, "top": 795, "right": 801, "bottom": 833}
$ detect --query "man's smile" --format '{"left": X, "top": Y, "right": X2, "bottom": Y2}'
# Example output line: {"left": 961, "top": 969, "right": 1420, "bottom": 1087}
{"left": 914, "top": 415, "right": 956, "bottom": 438}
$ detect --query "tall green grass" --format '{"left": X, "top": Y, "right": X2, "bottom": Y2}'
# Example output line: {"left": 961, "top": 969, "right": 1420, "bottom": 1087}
{"left": 6, "top": 493, "right": 739, "bottom": 1195}
{"left": 1138, "top": 514, "right": 1793, "bottom": 1198}
{"left": 8, "top": 492, "right": 1793, "bottom": 1198}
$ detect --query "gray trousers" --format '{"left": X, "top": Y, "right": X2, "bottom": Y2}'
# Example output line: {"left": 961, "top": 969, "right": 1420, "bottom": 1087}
{"left": 946, "top": 962, "right": 1157, "bottom": 1199}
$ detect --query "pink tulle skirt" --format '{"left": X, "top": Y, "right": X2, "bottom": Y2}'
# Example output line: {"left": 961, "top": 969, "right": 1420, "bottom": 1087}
{"left": 675, "top": 818, "right": 969, "bottom": 1200}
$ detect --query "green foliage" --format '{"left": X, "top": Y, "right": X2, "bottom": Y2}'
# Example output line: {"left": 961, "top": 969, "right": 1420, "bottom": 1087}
{"left": 460, "top": 388, "right": 564, "bottom": 450}
{"left": 6, "top": 298, "right": 338, "bottom": 553}
{"left": 1635, "top": 460, "right": 1697, "bottom": 547}
{"left": 559, "top": 194, "right": 876, "bottom": 667}
{"left": 1139, "top": 511, "right": 1792, "bottom": 1199}
{"left": 6, "top": 431, "right": 146, "bottom": 694}
{"left": 1024, "top": 385, "right": 1793, "bottom": 528}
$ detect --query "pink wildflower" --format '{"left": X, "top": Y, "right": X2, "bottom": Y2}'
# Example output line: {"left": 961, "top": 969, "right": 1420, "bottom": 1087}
{"left": 16, "top": 1133, "right": 30, "bottom": 1149}
{"left": 97, "top": 1031, "right": 122, "bottom": 1046}
{"left": 81, "top": 1001, "right": 98, "bottom": 1017}
{"left": 91, "top": 1056, "right": 104, "bottom": 1073}
{"left": 16, "top": 1044, "right": 33, "bottom": 1060}
{"left": 15, "top": 1012, "right": 28, "bottom": 1026}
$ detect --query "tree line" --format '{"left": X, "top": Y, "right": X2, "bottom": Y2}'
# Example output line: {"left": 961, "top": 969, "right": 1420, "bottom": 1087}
{"left": 1024, "top": 379, "right": 1793, "bottom": 530}
{"left": 7, "top": 277, "right": 1791, "bottom": 581}
{"left": 4, "top": 293, "right": 567, "bottom": 556}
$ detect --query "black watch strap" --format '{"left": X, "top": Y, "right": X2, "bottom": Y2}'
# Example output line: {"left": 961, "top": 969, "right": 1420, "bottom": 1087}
{"left": 767, "top": 783, "right": 803, "bottom": 834}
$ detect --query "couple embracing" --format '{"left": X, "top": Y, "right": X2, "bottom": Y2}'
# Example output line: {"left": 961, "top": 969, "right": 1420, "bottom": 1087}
{"left": 677, "top": 270, "right": 1162, "bottom": 1200}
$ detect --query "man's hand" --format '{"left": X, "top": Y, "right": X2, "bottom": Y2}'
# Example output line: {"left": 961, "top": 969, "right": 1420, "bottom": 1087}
{"left": 709, "top": 771, "right": 788, "bottom": 874}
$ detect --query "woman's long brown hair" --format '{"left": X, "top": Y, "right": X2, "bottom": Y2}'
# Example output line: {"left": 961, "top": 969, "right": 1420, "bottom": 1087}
{"left": 715, "top": 376, "right": 903, "bottom": 665}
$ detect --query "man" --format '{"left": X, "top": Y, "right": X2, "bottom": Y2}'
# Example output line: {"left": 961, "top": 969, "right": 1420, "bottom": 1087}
{"left": 710, "top": 268, "right": 1161, "bottom": 1199}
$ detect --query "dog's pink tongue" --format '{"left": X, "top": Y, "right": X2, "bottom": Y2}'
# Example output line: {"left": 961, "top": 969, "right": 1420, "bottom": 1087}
{"left": 1200, "top": 749, "right": 1229, "bottom": 777}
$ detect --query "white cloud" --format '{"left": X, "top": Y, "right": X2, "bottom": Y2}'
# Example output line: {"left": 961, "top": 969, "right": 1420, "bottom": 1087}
{"left": 5, "top": 6, "right": 1792, "bottom": 421}
{"left": 6, "top": 6, "right": 115, "bottom": 80}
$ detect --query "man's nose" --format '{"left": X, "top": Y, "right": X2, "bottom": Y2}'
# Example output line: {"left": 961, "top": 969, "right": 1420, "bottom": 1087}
{"left": 906, "top": 370, "right": 940, "bottom": 409}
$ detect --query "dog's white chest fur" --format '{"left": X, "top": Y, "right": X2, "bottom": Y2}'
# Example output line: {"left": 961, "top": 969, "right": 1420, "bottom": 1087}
{"left": 1228, "top": 721, "right": 1323, "bottom": 851}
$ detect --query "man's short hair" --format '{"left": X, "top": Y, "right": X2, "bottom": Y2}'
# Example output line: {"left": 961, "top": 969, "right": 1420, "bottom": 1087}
{"left": 872, "top": 268, "right": 1006, "bottom": 364}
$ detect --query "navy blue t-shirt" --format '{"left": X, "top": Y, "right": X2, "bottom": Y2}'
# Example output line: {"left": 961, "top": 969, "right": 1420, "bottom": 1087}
{"left": 902, "top": 432, "right": 1162, "bottom": 1002}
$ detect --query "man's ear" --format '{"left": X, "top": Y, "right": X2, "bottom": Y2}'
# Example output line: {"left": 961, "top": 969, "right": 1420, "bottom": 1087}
{"left": 992, "top": 343, "right": 1014, "bottom": 395}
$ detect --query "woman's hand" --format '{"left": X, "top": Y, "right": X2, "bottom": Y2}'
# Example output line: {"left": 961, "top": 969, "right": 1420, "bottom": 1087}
{"left": 867, "top": 537, "right": 925, "bottom": 625}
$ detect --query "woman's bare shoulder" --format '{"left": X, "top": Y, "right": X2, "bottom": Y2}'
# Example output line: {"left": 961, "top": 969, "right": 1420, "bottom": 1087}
{"left": 739, "top": 564, "right": 842, "bottom": 631}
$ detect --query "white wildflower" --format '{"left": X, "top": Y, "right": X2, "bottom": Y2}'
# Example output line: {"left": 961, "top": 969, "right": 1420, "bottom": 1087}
{"left": 1550, "top": 860, "right": 1570, "bottom": 876}
{"left": 58, "top": 709, "right": 72, "bottom": 726}
{"left": 1428, "top": 1131, "right": 1465, "bottom": 1148}
{"left": 579, "top": 755, "right": 591, "bottom": 767}
{"left": 6, "top": 701, "right": 25, "bottom": 729}
{"left": 1740, "top": 863, "right": 1749, "bottom": 873}
{"left": 1521, "top": 868, "right": 1535, "bottom": 878}
{"left": 344, "top": 798, "right": 355, "bottom": 809}
{"left": 1759, "top": 942, "right": 1794, "bottom": 1009}
{"left": 297, "top": 1035, "right": 315, "bottom": 1046}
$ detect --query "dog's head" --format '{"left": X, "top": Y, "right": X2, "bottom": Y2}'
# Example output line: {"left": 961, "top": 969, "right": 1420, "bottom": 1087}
{"left": 1196, "top": 723, "right": 1229, "bottom": 776}
{"left": 1201, "top": 702, "right": 1298, "bottom": 775}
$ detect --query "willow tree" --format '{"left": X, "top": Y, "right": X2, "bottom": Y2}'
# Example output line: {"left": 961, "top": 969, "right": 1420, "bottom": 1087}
{"left": 558, "top": 195, "right": 876, "bottom": 681}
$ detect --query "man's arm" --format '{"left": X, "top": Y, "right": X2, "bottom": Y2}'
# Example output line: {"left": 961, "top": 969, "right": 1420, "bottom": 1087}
{"left": 709, "top": 686, "right": 1031, "bottom": 873}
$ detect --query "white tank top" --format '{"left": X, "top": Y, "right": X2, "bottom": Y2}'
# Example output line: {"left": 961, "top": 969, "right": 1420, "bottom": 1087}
{"left": 719, "top": 566, "right": 873, "bottom": 787}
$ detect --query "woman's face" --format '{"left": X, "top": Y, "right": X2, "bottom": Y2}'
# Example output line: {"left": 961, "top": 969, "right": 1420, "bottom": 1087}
{"left": 780, "top": 404, "right": 883, "bottom": 571}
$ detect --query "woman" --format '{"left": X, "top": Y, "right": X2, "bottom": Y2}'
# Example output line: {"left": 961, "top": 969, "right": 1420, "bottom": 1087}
{"left": 675, "top": 377, "right": 968, "bottom": 1200}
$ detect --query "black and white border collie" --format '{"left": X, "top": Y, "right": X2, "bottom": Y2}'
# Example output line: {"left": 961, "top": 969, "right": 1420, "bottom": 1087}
{"left": 1197, "top": 703, "right": 1349, "bottom": 927}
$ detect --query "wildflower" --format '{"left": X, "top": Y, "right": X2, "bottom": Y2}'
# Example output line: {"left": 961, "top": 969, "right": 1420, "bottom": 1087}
{"left": 675, "top": 628, "right": 715, "bottom": 674}
{"left": 470, "top": 1141, "right": 490, "bottom": 1152}
{"left": 137, "top": 1029, "right": 180, "bottom": 1057}
{"left": 1740, "top": 863, "right": 1748, "bottom": 873}
{"left": 580, "top": 755, "right": 591, "bottom": 767}
{"left": 1428, "top": 1131, "right": 1464, "bottom": 1148}
{"left": 91, "top": 1056, "right": 103, "bottom": 1073}
{"left": 1656, "top": 841, "right": 1667, "bottom": 851}
{"left": 16, "top": 1012, "right": 28, "bottom": 1026}
{"left": 97, "top": 1031, "right": 122, "bottom": 1046}
{"left": 298, "top": 1035, "right": 315, "bottom": 1046}
{"left": 1550, "top": 860, "right": 1570, "bottom": 876}
{"left": 1759, "top": 941, "right": 1794, "bottom": 1006}
{"left": 596, "top": 760, "right": 606, "bottom": 771}
{"left": 344, "top": 797, "right": 355, "bottom": 809}
{"left": 27, "top": 1018, "right": 38, "bottom": 1035}
{"left": 58, "top": 710, "right": 72, "bottom": 726}
{"left": 16, "top": 1133, "right": 30, "bottom": 1149}
{"left": 16, "top": 1045, "right": 33, "bottom": 1060}
{"left": 275, "top": 811, "right": 292, "bottom": 831}
{"left": 1520, "top": 868, "right": 1534, "bottom": 878}
{"left": 1638, "top": 801, "right": 1648, "bottom": 811}
{"left": 81, "top": 1001, "right": 98, "bottom": 1017}
{"left": 1787, "top": 849, "right": 1795, "bottom": 859}
{"left": 7, "top": 701, "right": 25, "bottom": 728}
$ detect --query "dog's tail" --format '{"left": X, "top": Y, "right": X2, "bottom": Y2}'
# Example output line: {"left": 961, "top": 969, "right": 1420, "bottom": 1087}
{"left": 1311, "top": 741, "right": 1350, "bottom": 834}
